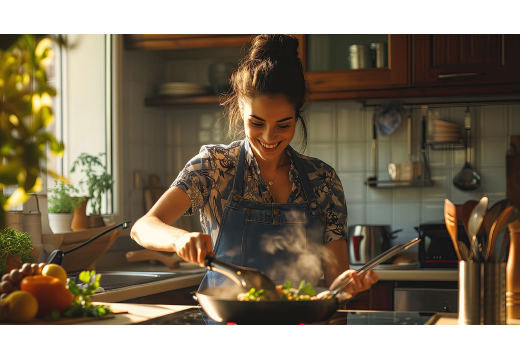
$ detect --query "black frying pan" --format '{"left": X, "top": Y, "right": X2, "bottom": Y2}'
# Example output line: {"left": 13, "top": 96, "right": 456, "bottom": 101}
{"left": 195, "top": 286, "right": 351, "bottom": 324}
{"left": 196, "top": 238, "right": 421, "bottom": 324}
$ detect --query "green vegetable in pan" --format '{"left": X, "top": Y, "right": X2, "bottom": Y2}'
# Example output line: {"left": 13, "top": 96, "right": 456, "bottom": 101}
{"left": 237, "top": 280, "right": 319, "bottom": 302}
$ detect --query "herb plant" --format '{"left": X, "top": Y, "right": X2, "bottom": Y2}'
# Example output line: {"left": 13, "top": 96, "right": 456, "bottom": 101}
{"left": 71, "top": 153, "right": 113, "bottom": 215}
{"left": 47, "top": 180, "right": 84, "bottom": 213}
{"left": 46, "top": 270, "right": 111, "bottom": 322}
{"left": 0, "top": 227, "right": 35, "bottom": 275}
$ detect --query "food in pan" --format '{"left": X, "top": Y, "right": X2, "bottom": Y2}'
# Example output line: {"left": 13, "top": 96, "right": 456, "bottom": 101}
{"left": 237, "top": 280, "right": 319, "bottom": 301}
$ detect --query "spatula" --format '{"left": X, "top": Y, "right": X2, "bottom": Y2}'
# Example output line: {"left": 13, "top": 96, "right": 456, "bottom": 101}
{"left": 444, "top": 199, "right": 462, "bottom": 261}
{"left": 468, "top": 197, "right": 488, "bottom": 262}
{"left": 483, "top": 199, "right": 513, "bottom": 234}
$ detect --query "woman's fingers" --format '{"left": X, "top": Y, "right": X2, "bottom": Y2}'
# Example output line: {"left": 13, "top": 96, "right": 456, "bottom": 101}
{"left": 331, "top": 269, "right": 380, "bottom": 295}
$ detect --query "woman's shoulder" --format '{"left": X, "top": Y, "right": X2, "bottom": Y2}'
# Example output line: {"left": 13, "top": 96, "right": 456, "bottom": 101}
{"left": 199, "top": 140, "right": 243, "bottom": 158}
{"left": 295, "top": 151, "right": 337, "bottom": 176}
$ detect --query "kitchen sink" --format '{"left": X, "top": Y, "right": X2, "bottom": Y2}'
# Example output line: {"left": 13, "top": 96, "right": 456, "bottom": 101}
{"left": 69, "top": 270, "right": 205, "bottom": 291}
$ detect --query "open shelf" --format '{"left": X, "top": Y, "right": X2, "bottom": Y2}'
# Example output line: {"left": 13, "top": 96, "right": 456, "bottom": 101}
{"left": 364, "top": 178, "right": 434, "bottom": 188}
{"left": 145, "top": 95, "right": 221, "bottom": 107}
{"left": 426, "top": 140, "right": 465, "bottom": 151}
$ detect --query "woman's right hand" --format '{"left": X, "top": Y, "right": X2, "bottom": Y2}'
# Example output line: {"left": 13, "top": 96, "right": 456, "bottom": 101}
{"left": 174, "top": 232, "right": 214, "bottom": 267}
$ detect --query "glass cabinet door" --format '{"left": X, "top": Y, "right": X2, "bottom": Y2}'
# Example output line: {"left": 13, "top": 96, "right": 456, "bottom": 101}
{"left": 296, "top": 34, "right": 409, "bottom": 93}
{"left": 307, "top": 35, "right": 389, "bottom": 71}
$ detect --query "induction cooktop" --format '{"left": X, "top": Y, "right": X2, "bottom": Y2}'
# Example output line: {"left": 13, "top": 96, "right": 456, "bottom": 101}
{"left": 133, "top": 307, "right": 437, "bottom": 325}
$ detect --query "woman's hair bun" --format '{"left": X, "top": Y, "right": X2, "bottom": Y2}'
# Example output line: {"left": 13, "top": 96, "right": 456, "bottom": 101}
{"left": 248, "top": 34, "right": 300, "bottom": 64}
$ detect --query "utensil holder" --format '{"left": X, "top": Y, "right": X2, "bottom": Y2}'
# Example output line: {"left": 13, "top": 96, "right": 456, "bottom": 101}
{"left": 459, "top": 261, "right": 506, "bottom": 325}
{"left": 507, "top": 219, "right": 520, "bottom": 319}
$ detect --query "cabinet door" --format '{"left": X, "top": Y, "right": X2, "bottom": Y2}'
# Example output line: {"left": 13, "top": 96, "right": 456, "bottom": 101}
{"left": 413, "top": 34, "right": 520, "bottom": 86}
{"left": 295, "top": 35, "right": 409, "bottom": 92}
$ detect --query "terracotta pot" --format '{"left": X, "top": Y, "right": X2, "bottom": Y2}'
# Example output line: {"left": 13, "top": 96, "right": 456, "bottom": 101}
{"left": 71, "top": 197, "right": 90, "bottom": 231}
{"left": 5, "top": 253, "right": 20, "bottom": 273}
{"left": 89, "top": 214, "right": 105, "bottom": 228}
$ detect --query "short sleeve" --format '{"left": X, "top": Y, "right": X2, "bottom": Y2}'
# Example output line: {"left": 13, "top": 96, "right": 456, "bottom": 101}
{"left": 320, "top": 169, "right": 348, "bottom": 244}
{"left": 171, "top": 146, "right": 215, "bottom": 216}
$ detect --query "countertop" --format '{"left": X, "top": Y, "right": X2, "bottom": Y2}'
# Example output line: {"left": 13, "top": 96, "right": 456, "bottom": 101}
{"left": 89, "top": 257, "right": 458, "bottom": 303}
{"left": 45, "top": 303, "right": 520, "bottom": 325}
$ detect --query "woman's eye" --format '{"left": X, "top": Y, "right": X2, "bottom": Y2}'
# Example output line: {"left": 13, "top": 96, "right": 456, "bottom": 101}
{"left": 277, "top": 124, "right": 290, "bottom": 129}
{"left": 251, "top": 122, "right": 263, "bottom": 127}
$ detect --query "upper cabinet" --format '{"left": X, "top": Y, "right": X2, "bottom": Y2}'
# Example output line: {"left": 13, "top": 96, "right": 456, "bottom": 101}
{"left": 412, "top": 34, "right": 520, "bottom": 86}
{"left": 294, "top": 35, "right": 409, "bottom": 92}
{"left": 124, "top": 34, "right": 253, "bottom": 50}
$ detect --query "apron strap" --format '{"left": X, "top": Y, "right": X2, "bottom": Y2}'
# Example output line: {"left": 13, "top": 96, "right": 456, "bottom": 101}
{"left": 286, "top": 145, "right": 317, "bottom": 202}
{"left": 231, "top": 140, "right": 247, "bottom": 196}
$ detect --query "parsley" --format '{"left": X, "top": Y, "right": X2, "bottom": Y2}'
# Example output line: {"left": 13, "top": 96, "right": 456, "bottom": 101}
{"left": 45, "top": 270, "right": 112, "bottom": 322}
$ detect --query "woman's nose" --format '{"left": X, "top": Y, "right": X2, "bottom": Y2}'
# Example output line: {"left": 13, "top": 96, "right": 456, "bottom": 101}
{"left": 264, "top": 125, "right": 277, "bottom": 142}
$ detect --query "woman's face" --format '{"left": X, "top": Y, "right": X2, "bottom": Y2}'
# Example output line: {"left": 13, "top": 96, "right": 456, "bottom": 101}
{"left": 241, "top": 94, "right": 297, "bottom": 164}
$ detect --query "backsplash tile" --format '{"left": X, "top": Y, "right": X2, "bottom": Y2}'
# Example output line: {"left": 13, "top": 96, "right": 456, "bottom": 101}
{"left": 121, "top": 49, "right": 515, "bottom": 240}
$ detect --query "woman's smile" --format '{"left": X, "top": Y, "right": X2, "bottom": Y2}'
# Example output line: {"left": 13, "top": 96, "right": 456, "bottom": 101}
{"left": 257, "top": 139, "right": 283, "bottom": 151}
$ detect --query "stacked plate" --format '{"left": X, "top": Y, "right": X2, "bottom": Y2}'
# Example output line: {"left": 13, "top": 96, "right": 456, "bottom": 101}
{"left": 157, "top": 82, "right": 209, "bottom": 96}
{"left": 431, "top": 119, "right": 462, "bottom": 143}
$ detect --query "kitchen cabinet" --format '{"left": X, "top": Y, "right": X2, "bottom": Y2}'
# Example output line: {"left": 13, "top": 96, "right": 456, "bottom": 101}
{"left": 412, "top": 35, "right": 520, "bottom": 87}
{"left": 124, "top": 34, "right": 252, "bottom": 51}
{"left": 344, "top": 282, "right": 394, "bottom": 311}
{"left": 294, "top": 35, "right": 409, "bottom": 93}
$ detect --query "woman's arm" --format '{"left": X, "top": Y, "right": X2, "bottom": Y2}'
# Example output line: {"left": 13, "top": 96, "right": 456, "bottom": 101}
{"left": 130, "top": 186, "right": 213, "bottom": 266}
{"left": 321, "top": 240, "right": 379, "bottom": 295}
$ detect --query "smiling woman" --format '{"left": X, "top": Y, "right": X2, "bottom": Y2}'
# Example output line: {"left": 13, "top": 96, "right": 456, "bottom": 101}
{"left": 130, "top": 34, "right": 379, "bottom": 324}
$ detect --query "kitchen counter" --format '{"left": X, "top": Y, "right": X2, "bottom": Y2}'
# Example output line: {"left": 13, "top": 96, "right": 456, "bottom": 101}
{"left": 349, "top": 265, "right": 458, "bottom": 282}
{"left": 49, "top": 303, "right": 520, "bottom": 325}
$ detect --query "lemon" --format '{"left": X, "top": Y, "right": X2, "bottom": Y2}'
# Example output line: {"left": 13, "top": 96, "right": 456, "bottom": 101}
{"left": 42, "top": 264, "right": 68, "bottom": 285}
{"left": 5, "top": 290, "right": 38, "bottom": 322}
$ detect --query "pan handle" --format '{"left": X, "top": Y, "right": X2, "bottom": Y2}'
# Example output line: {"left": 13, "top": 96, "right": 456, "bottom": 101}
{"left": 205, "top": 256, "right": 256, "bottom": 289}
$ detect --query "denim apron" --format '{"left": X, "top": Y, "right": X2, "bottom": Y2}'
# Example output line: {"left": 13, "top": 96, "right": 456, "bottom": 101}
{"left": 198, "top": 141, "right": 325, "bottom": 294}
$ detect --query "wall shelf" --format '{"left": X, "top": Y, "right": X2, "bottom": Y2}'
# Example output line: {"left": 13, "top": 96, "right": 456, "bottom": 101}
{"left": 426, "top": 140, "right": 465, "bottom": 151}
{"left": 144, "top": 95, "right": 221, "bottom": 107}
{"left": 364, "top": 178, "right": 434, "bottom": 188}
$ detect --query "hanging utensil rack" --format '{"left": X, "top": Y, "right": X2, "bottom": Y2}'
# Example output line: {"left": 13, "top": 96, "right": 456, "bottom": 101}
{"left": 360, "top": 98, "right": 520, "bottom": 189}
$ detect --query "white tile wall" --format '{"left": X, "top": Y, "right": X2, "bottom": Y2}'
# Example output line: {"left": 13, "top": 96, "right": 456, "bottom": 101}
{"left": 121, "top": 48, "right": 516, "bottom": 243}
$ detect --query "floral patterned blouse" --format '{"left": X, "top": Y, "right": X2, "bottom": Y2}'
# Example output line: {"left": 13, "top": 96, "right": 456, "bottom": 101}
{"left": 171, "top": 138, "right": 348, "bottom": 246}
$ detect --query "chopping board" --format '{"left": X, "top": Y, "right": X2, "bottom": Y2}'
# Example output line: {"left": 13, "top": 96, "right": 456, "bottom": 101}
{"left": 0, "top": 309, "right": 128, "bottom": 325}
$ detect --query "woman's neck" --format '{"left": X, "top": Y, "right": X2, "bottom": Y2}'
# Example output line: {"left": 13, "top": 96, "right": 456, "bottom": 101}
{"left": 252, "top": 148, "right": 290, "bottom": 174}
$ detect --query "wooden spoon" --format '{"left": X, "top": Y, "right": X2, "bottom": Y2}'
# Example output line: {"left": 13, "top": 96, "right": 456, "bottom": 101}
{"left": 486, "top": 206, "right": 514, "bottom": 263}
{"left": 444, "top": 199, "right": 462, "bottom": 261}
{"left": 483, "top": 199, "right": 513, "bottom": 234}
{"left": 461, "top": 200, "right": 478, "bottom": 239}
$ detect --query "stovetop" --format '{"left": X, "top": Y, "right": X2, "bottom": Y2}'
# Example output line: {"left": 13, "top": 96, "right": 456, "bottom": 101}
{"left": 133, "top": 307, "right": 437, "bottom": 325}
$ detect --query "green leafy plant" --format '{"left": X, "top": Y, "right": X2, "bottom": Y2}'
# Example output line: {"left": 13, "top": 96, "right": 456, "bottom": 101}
{"left": 47, "top": 180, "right": 83, "bottom": 213}
{"left": 46, "top": 270, "right": 112, "bottom": 322}
{"left": 0, "top": 227, "right": 34, "bottom": 276}
{"left": 0, "top": 35, "right": 66, "bottom": 229}
{"left": 71, "top": 153, "right": 113, "bottom": 215}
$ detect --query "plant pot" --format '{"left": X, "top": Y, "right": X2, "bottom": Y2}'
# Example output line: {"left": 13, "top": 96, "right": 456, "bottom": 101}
{"left": 89, "top": 214, "right": 105, "bottom": 228}
{"left": 5, "top": 253, "right": 20, "bottom": 273}
{"left": 71, "top": 197, "right": 89, "bottom": 231}
{"left": 48, "top": 213, "right": 74, "bottom": 234}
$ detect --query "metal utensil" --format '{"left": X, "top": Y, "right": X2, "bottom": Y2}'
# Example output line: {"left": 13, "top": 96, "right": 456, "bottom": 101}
{"left": 483, "top": 199, "right": 513, "bottom": 234}
{"left": 461, "top": 200, "right": 479, "bottom": 239}
{"left": 204, "top": 256, "right": 278, "bottom": 299}
{"left": 453, "top": 108, "right": 482, "bottom": 191}
{"left": 458, "top": 241, "right": 470, "bottom": 261}
{"left": 319, "top": 238, "right": 421, "bottom": 299}
{"left": 468, "top": 197, "right": 488, "bottom": 262}
{"left": 498, "top": 207, "right": 520, "bottom": 262}
{"left": 444, "top": 199, "right": 462, "bottom": 260}
{"left": 486, "top": 206, "right": 514, "bottom": 263}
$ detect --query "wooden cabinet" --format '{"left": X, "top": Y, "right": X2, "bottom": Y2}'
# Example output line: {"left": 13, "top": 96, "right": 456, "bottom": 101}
{"left": 295, "top": 35, "right": 409, "bottom": 93}
{"left": 124, "top": 34, "right": 252, "bottom": 51}
{"left": 343, "top": 282, "right": 394, "bottom": 311}
{"left": 412, "top": 34, "right": 520, "bottom": 87}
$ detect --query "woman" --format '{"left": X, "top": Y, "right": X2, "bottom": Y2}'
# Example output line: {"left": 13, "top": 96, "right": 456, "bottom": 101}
{"left": 131, "top": 34, "right": 378, "bottom": 302}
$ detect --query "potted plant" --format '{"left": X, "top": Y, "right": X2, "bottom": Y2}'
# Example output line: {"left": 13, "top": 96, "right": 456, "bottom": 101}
{"left": 0, "top": 35, "right": 65, "bottom": 229}
{"left": 0, "top": 227, "right": 35, "bottom": 276}
{"left": 47, "top": 180, "right": 84, "bottom": 233}
{"left": 71, "top": 153, "right": 113, "bottom": 228}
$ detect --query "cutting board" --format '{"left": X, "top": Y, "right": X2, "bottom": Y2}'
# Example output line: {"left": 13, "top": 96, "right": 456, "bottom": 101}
{"left": 0, "top": 310, "right": 128, "bottom": 325}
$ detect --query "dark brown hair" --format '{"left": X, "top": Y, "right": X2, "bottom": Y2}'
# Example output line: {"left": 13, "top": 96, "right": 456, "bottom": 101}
{"left": 221, "top": 34, "right": 311, "bottom": 151}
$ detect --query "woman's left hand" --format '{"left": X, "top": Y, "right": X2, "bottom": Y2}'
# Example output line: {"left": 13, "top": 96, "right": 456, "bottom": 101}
{"left": 329, "top": 269, "right": 379, "bottom": 296}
